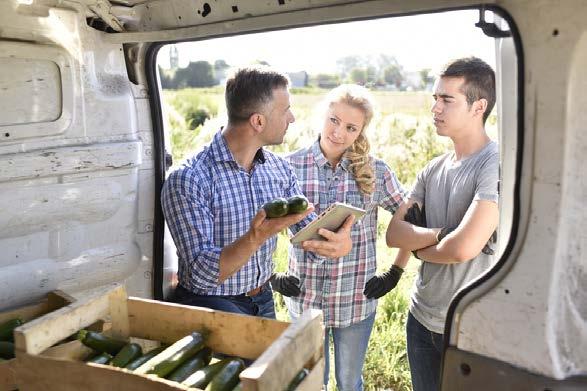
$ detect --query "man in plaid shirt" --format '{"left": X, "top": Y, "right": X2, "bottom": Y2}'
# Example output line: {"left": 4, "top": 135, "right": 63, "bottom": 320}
{"left": 161, "top": 67, "right": 354, "bottom": 318}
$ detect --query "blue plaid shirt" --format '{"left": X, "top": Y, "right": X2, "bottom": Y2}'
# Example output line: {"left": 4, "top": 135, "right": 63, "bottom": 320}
{"left": 161, "top": 130, "right": 313, "bottom": 295}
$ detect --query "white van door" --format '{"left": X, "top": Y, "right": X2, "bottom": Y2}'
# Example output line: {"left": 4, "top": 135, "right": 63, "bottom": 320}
{"left": 0, "top": 1, "right": 155, "bottom": 309}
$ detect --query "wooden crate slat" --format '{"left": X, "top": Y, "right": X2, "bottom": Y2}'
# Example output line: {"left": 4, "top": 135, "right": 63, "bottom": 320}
{"left": 127, "top": 297, "right": 290, "bottom": 360}
{"left": 239, "top": 309, "right": 323, "bottom": 391}
{"left": 14, "top": 285, "right": 324, "bottom": 391}
{"left": 14, "top": 284, "right": 124, "bottom": 355}
{"left": 0, "top": 290, "right": 75, "bottom": 391}
{"left": 16, "top": 352, "right": 192, "bottom": 391}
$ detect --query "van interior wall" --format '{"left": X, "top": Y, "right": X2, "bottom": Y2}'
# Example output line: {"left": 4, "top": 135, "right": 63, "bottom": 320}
{"left": 0, "top": 1, "right": 154, "bottom": 309}
{"left": 452, "top": 0, "right": 587, "bottom": 380}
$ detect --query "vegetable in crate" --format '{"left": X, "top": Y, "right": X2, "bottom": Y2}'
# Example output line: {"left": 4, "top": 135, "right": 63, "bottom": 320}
{"left": 286, "top": 368, "right": 310, "bottom": 391}
{"left": 205, "top": 358, "right": 245, "bottom": 391}
{"left": 135, "top": 331, "right": 205, "bottom": 377}
{"left": 0, "top": 318, "right": 23, "bottom": 341}
{"left": 0, "top": 341, "right": 15, "bottom": 359}
{"left": 86, "top": 352, "right": 113, "bottom": 365}
{"left": 77, "top": 330, "right": 127, "bottom": 355}
{"left": 167, "top": 346, "right": 212, "bottom": 382}
{"left": 125, "top": 346, "right": 167, "bottom": 370}
{"left": 110, "top": 343, "right": 143, "bottom": 367}
{"left": 181, "top": 358, "right": 233, "bottom": 389}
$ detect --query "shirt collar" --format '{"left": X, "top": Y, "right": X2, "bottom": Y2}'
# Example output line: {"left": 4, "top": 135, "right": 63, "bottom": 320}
{"left": 311, "top": 137, "right": 350, "bottom": 172}
{"left": 211, "top": 129, "right": 266, "bottom": 165}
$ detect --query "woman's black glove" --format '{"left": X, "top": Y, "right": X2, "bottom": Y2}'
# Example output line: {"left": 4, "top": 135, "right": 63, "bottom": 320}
{"left": 269, "top": 273, "right": 301, "bottom": 297}
{"left": 363, "top": 265, "right": 404, "bottom": 299}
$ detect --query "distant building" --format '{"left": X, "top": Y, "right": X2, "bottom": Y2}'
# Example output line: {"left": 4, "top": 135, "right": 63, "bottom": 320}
{"left": 287, "top": 71, "right": 308, "bottom": 88}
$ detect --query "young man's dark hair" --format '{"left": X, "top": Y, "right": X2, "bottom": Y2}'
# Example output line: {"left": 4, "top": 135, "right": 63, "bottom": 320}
{"left": 440, "top": 56, "right": 496, "bottom": 123}
{"left": 225, "top": 67, "right": 290, "bottom": 123}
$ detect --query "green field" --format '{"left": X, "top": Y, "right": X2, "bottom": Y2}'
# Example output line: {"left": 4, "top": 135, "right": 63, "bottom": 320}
{"left": 162, "top": 87, "right": 496, "bottom": 390}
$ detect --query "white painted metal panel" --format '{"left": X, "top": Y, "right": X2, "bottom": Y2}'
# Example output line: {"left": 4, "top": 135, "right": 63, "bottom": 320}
{"left": 0, "top": 41, "right": 74, "bottom": 141}
{"left": 0, "top": 58, "right": 61, "bottom": 126}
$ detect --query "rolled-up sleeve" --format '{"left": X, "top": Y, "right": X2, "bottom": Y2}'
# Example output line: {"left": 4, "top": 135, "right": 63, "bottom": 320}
{"left": 378, "top": 161, "right": 407, "bottom": 213}
{"left": 161, "top": 173, "right": 221, "bottom": 291}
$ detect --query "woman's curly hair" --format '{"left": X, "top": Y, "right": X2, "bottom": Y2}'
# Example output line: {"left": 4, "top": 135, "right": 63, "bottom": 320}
{"left": 324, "top": 84, "right": 376, "bottom": 195}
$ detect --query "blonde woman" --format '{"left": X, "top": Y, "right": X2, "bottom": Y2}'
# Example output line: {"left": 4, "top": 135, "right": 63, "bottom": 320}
{"left": 275, "top": 84, "right": 410, "bottom": 391}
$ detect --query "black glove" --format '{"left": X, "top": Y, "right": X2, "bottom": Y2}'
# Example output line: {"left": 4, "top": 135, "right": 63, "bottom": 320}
{"left": 404, "top": 203, "right": 427, "bottom": 228}
{"left": 269, "top": 273, "right": 301, "bottom": 297}
{"left": 363, "top": 265, "right": 404, "bottom": 299}
{"left": 404, "top": 204, "right": 427, "bottom": 260}
{"left": 481, "top": 231, "right": 497, "bottom": 255}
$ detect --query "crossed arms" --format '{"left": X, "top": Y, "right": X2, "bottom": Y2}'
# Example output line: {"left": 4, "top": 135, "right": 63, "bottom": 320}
{"left": 386, "top": 198, "right": 498, "bottom": 264}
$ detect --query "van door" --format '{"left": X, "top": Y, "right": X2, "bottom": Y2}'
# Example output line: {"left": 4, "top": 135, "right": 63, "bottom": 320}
{"left": 0, "top": 1, "right": 154, "bottom": 309}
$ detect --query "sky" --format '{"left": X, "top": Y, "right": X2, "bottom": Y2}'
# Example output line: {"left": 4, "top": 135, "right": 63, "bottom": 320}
{"left": 157, "top": 9, "right": 499, "bottom": 75}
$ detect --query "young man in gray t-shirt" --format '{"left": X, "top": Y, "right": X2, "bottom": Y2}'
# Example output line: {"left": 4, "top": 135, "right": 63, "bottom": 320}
{"left": 386, "top": 57, "right": 499, "bottom": 391}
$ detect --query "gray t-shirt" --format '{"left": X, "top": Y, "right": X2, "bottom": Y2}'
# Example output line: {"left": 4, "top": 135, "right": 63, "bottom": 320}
{"left": 409, "top": 140, "right": 499, "bottom": 334}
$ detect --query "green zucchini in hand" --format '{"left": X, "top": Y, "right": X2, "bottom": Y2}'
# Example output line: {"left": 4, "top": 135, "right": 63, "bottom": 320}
{"left": 134, "top": 332, "right": 205, "bottom": 377}
{"left": 287, "top": 195, "right": 309, "bottom": 214}
{"left": 77, "top": 330, "right": 127, "bottom": 355}
{"left": 262, "top": 198, "right": 289, "bottom": 218}
{"left": 166, "top": 346, "right": 212, "bottom": 382}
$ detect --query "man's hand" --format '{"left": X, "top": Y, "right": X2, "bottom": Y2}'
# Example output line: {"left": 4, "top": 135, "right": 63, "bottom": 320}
{"left": 248, "top": 204, "right": 315, "bottom": 246}
{"left": 404, "top": 203, "right": 427, "bottom": 227}
{"left": 270, "top": 273, "right": 301, "bottom": 297}
{"left": 301, "top": 215, "right": 355, "bottom": 258}
{"left": 363, "top": 265, "right": 404, "bottom": 299}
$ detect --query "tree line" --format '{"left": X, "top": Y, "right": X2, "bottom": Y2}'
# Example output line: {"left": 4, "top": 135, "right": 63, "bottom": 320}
{"left": 160, "top": 55, "right": 434, "bottom": 91}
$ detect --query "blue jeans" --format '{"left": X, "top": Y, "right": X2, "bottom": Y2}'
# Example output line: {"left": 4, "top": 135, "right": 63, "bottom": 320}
{"left": 171, "top": 283, "right": 276, "bottom": 319}
{"left": 406, "top": 311, "right": 444, "bottom": 391}
{"left": 323, "top": 312, "right": 376, "bottom": 391}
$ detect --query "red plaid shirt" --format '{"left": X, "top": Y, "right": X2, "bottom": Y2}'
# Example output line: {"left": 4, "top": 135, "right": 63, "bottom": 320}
{"left": 285, "top": 140, "right": 406, "bottom": 327}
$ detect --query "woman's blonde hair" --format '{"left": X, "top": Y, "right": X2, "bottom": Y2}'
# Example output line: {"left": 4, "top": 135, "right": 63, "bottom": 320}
{"left": 324, "top": 84, "right": 376, "bottom": 195}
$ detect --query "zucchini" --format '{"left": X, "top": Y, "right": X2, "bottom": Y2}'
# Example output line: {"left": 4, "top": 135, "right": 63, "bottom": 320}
{"left": 205, "top": 358, "right": 245, "bottom": 391}
{"left": 166, "top": 346, "right": 212, "bottom": 382}
{"left": 287, "top": 196, "right": 309, "bottom": 214}
{"left": 286, "top": 368, "right": 310, "bottom": 391}
{"left": 110, "top": 342, "right": 142, "bottom": 368}
{"left": 125, "top": 346, "right": 167, "bottom": 370}
{"left": 77, "top": 330, "right": 127, "bottom": 355}
{"left": 135, "top": 332, "right": 205, "bottom": 378}
{"left": 181, "top": 358, "right": 232, "bottom": 389}
{"left": 0, "top": 341, "right": 15, "bottom": 359}
{"left": 262, "top": 198, "right": 289, "bottom": 218}
{"left": 86, "top": 352, "right": 112, "bottom": 365}
{"left": 0, "top": 318, "right": 23, "bottom": 341}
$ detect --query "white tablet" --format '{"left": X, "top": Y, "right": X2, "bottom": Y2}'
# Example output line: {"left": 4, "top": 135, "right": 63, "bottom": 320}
{"left": 290, "top": 202, "right": 366, "bottom": 244}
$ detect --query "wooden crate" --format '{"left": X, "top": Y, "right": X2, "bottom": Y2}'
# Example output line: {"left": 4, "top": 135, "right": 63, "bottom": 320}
{"left": 0, "top": 290, "right": 73, "bottom": 391}
{"left": 14, "top": 284, "right": 324, "bottom": 391}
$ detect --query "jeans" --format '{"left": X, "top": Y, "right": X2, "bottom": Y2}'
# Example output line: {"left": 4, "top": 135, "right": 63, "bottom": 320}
{"left": 323, "top": 312, "right": 376, "bottom": 391}
{"left": 171, "top": 283, "right": 276, "bottom": 319}
{"left": 406, "top": 311, "right": 444, "bottom": 391}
